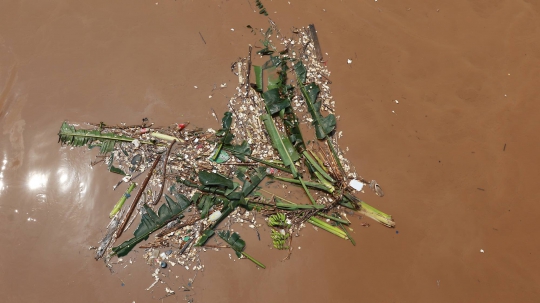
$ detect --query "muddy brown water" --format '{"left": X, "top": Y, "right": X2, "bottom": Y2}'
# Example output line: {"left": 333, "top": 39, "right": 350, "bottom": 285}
{"left": 1, "top": 0, "right": 540, "bottom": 302}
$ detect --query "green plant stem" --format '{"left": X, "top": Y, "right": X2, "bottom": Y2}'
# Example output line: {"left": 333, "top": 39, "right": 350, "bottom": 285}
{"left": 338, "top": 223, "right": 356, "bottom": 246}
{"left": 109, "top": 182, "right": 137, "bottom": 218}
{"left": 246, "top": 155, "right": 291, "bottom": 174}
{"left": 307, "top": 217, "right": 347, "bottom": 239}
{"left": 303, "top": 150, "right": 334, "bottom": 183}
{"left": 273, "top": 176, "right": 333, "bottom": 193}
{"left": 297, "top": 177, "right": 317, "bottom": 205}
{"left": 241, "top": 252, "right": 266, "bottom": 269}
{"left": 318, "top": 213, "right": 349, "bottom": 225}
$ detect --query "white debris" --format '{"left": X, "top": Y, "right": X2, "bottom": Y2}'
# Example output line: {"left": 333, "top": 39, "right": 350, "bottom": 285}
{"left": 394, "top": 100, "right": 399, "bottom": 104}
{"left": 209, "top": 210, "right": 222, "bottom": 222}
{"left": 194, "top": 86, "right": 198, "bottom": 89}
{"left": 132, "top": 139, "right": 140, "bottom": 148}
{"left": 349, "top": 179, "right": 364, "bottom": 191}
{"left": 347, "top": 59, "right": 352, "bottom": 64}
{"left": 480, "top": 249, "right": 484, "bottom": 253}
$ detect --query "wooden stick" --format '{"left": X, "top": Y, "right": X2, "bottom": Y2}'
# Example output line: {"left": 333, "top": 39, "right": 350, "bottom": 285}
{"left": 150, "top": 141, "right": 176, "bottom": 205}
{"left": 245, "top": 45, "right": 253, "bottom": 98}
{"left": 308, "top": 24, "right": 323, "bottom": 61}
{"left": 116, "top": 155, "right": 162, "bottom": 238}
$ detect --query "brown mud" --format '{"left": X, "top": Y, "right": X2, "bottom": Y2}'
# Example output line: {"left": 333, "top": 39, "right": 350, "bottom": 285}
{"left": 1, "top": 0, "right": 539, "bottom": 302}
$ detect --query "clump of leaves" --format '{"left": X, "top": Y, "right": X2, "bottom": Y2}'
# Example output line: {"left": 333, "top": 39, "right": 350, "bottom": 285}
{"left": 217, "top": 230, "right": 266, "bottom": 268}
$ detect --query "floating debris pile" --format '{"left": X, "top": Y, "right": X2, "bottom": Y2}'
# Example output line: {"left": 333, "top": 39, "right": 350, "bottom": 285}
{"left": 58, "top": 22, "right": 395, "bottom": 282}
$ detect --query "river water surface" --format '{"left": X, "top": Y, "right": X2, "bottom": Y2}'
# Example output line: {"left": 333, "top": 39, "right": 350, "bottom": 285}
{"left": 1, "top": 0, "right": 539, "bottom": 302}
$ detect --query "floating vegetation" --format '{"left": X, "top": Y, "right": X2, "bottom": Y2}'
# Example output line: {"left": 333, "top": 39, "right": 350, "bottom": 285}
{"left": 58, "top": 19, "right": 394, "bottom": 295}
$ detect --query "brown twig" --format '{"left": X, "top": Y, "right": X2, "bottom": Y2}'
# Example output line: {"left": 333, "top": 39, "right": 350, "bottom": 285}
{"left": 150, "top": 141, "right": 176, "bottom": 205}
{"left": 218, "top": 162, "right": 258, "bottom": 166}
{"left": 116, "top": 155, "right": 162, "bottom": 238}
{"left": 308, "top": 24, "right": 323, "bottom": 61}
{"left": 88, "top": 122, "right": 155, "bottom": 130}
{"left": 198, "top": 31, "right": 206, "bottom": 44}
{"left": 245, "top": 45, "right": 253, "bottom": 99}
{"left": 156, "top": 215, "right": 202, "bottom": 238}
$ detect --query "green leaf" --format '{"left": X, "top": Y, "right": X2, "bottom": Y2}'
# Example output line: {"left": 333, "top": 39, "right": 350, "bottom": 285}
{"left": 303, "top": 151, "right": 334, "bottom": 183}
{"left": 254, "top": 65, "right": 263, "bottom": 92}
{"left": 58, "top": 121, "right": 135, "bottom": 154}
{"left": 262, "top": 89, "right": 291, "bottom": 115}
{"left": 108, "top": 153, "right": 126, "bottom": 175}
{"left": 281, "top": 134, "right": 300, "bottom": 162}
{"left": 305, "top": 83, "right": 336, "bottom": 139}
{"left": 217, "top": 230, "right": 245, "bottom": 258}
{"left": 111, "top": 193, "right": 191, "bottom": 257}
{"left": 223, "top": 141, "right": 252, "bottom": 161}
{"left": 260, "top": 114, "right": 299, "bottom": 177}
{"left": 294, "top": 61, "right": 307, "bottom": 84}
{"left": 221, "top": 112, "right": 233, "bottom": 130}
{"left": 199, "top": 195, "right": 215, "bottom": 218}
{"left": 266, "top": 68, "right": 280, "bottom": 90}
{"left": 196, "top": 229, "right": 215, "bottom": 246}
{"left": 213, "top": 112, "right": 234, "bottom": 161}
{"left": 257, "top": 48, "right": 274, "bottom": 56}
{"left": 294, "top": 62, "right": 337, "bottom": 139}
{"left": 242, "top": 167, "right": 267, "bottom": 196}
{"left": 198, "top": 171, "right": 234, "bottom": 189}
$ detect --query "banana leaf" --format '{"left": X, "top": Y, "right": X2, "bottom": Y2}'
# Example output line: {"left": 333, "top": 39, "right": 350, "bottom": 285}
{"left": 294, "top": 62, "right": 336, "bottom": 140}
{"left": 108, "top": 153, "right": 126, "bottom": 175}
{"left": 195, "top": 198, "right": 241, "bottom": 246}
{"left": 213, "top": 112, "right": 234, "bottom": 161}
{"left": 223, "top": 141, "right": 251, "bottom": 161}
{"left": 217, "top": 230, "right": 265, "bottom": 268}
{"left": 111, "top": 193, "right": 191, "bottom": 257}
{"left": 198, "top": 171, "right": 234, "bottom": 189}
{"left": 260, "top": 113, "right": 299, "bottom": 177}
{"left": 242, "top": 167, "right": 267, "bottom": 196}
{"left": 254, "top": 65, "right": 263, "bottom": 92}
{"left": 196, "top": 229, "right": 215, "bottom": 246}
{"left": 262, "top": 89, "right": 291, "bottom": 115}
{"left": 198, "top": 195, "right": 215, "bottom": 218}
{"left": 294, "top": 62, "right": 344, "bottom": 176}
{"left": 58, "top": 121, "right": 135, "bottom": 154}
{"left": 303, "top": 151, "right": 334, "bottom": 183}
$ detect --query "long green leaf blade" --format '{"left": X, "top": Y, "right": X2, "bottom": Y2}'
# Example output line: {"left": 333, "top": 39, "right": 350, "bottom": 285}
{"left": 111, "top": 194, "right": 191, "bottom": 257}
{"left": 58, "top": 121, "right": 134, "bottom": 154}
{"left": 260, "top": 114, "right": 298, "bottom": 177}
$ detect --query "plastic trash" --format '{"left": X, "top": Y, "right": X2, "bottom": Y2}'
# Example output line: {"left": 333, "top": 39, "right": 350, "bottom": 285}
{"left": 349, "top": 179, "right": 364, "bottom": 191}
{"left": 209, "top": 210, "right": 222, "bottom": 222}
